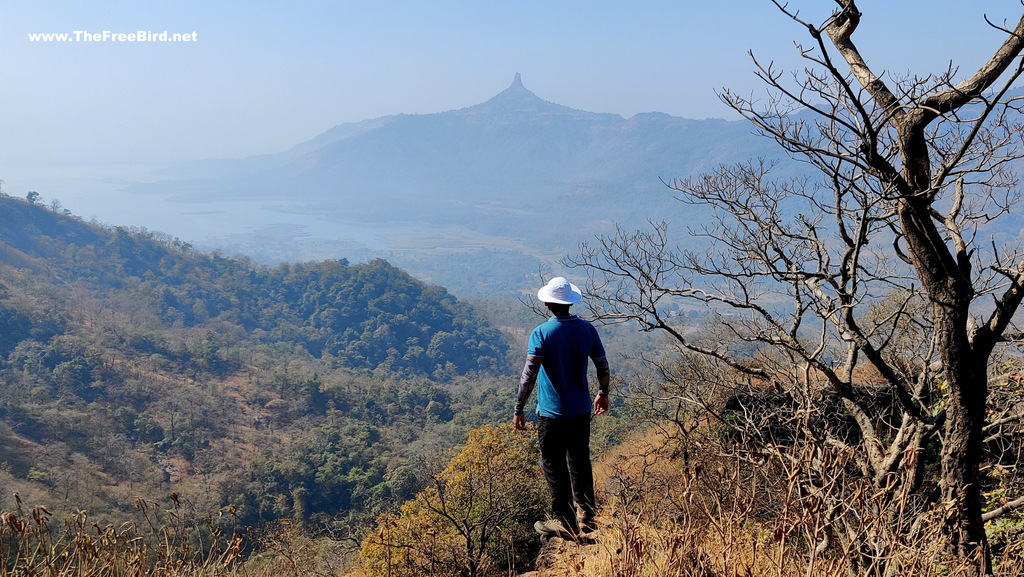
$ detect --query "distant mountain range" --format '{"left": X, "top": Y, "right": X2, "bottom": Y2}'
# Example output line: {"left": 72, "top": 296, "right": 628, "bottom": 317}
{"left": 131, "top": 76, "right": 1024, "bottom": 297}
{"left": 130, "top": 74, "right": 784, "bottom": 294}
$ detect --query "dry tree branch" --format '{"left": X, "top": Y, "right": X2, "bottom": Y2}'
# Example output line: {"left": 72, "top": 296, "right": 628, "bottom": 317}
{"left": 982, "top": 495, "right": 1024, "bottom": 522}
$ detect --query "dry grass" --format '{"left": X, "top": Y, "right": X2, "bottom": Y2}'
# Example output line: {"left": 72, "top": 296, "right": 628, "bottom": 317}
{"left": 0, "top": 492, "right": 366, "bottom": 577}
{"left": 529, "top": 519, "right": 1024, "bottom": 577}
{"left": 527, "top": 425, "right": 1024, "bottom": 577}
{"left": 5, "top": 424, "right": 1021, "bottom": 577}
{"left": 0, "top": 493, "right": 244, "bottom": 577}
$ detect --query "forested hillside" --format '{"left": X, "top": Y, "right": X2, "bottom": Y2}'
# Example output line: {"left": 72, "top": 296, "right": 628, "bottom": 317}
{"left": 0, "top": 193, "right": 517, "bottom": 534}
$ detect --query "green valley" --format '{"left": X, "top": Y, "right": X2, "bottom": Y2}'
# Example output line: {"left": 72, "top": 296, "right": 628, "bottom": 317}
{"left": 0, "top": 193, "right": 518, "bottom": 537}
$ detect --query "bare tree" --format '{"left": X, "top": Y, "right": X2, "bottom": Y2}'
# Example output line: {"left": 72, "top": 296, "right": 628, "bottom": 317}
{"left": 572, "top": 2, "right": 1024, "bottom": 573}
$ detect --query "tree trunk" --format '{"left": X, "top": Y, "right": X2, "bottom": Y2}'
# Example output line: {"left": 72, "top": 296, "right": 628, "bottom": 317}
{"left": 939, "top": 336, "right": 990, "bottom": 570}
{"left": 898, "top": 146, "right": 990, "bottom": 569}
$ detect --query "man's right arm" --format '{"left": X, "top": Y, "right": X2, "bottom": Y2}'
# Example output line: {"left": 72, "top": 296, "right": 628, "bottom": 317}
{"left": 513, "top": 356, "right": 542, "bottom": 430}
{"left": 593, "top": 356, "right": 610, "bottom": 396}
{"left": 592, "top": 355, "right": 611, "bottom": 415}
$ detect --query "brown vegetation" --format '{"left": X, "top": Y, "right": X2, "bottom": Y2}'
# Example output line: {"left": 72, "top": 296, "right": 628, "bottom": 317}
{"left": 530, "top": 422, "right": 1024, "bottom": 576}
{"left": 0, "top": 493, "right": 244, "bottom": 576}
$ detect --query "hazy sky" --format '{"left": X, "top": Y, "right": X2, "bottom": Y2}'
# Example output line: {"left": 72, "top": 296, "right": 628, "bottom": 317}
{"left": 3, "top": 1, "right": 1024, "bottom": 168}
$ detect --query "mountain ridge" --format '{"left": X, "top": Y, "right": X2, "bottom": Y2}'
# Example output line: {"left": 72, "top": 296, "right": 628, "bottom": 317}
{"left": 94, "top": 80, "right": 1024, "bottom": 297}
{"left": 131, "top": 75, "right": 779, "bottom": 274}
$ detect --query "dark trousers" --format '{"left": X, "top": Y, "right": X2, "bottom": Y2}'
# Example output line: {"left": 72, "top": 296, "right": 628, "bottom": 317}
{"left": 537, "top": 414, "right": 596, "bottom": 531}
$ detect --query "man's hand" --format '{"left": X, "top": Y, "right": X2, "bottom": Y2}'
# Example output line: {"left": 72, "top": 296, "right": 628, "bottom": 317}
{"left": 513, "top": 414, "right": 527, "bottom": 430}
{"left": 593, "top": 394, "right": 609, "bottom": 415}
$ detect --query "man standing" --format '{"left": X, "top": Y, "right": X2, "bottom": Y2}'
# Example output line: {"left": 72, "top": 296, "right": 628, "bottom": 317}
{"left": 513, "top": 276, "right": 611, "bottom": 539}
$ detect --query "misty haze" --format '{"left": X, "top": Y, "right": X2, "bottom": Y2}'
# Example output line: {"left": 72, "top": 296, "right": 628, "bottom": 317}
{"left": 4, "top": 2, "right": 1024, "bottom": 576}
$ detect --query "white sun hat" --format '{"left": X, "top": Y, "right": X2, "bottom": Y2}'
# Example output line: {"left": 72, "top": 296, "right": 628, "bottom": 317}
{"left": 537, "top": 277, "right": 582, "bottom": 304}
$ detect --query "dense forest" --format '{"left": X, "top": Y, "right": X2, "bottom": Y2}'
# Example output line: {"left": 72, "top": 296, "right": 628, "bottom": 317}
{"left": 0, "top": 193, "right": 527, "bottom": 536}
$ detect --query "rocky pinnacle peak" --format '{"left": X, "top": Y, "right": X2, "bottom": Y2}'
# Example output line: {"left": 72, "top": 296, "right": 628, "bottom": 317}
{"left": 467, "top": 72, "right": 573, "bottom": 114}
{"left": 501, "top": 72, "right": 533, "bottom": 97}
{"left": 488, "top": 72, "right": 541, "bottom": 104}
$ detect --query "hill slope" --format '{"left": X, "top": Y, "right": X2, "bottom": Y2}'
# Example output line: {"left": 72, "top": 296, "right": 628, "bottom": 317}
{"left": 0, "top": 194, "right": 515, "bottom": 530}
{"left": 0, "top": 195, "right": 507, "bottom": 376}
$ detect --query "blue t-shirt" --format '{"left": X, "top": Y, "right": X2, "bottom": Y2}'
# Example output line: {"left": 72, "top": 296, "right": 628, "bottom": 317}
{"left": 528, "top": 315, "right": 606, "bottom": 418}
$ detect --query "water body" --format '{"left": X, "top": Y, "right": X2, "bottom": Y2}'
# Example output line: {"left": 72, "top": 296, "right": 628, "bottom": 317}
{"left": 0, "top": 164, "right": 450, "bottom": 259}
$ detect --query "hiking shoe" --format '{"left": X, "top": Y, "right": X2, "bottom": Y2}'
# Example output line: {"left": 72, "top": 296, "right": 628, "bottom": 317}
{"left": 534, "top": 519, "right": 592, "bottom": 543}
{"left": 578, "top": 512, "right": 598, "bottom": 534}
